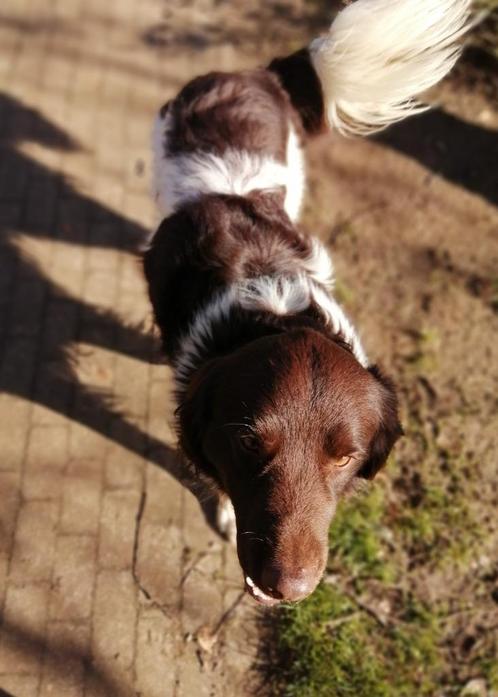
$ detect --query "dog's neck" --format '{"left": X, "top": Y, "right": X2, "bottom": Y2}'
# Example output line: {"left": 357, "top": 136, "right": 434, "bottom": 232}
{"left": 173, "top": 272, "right": 368, "bottom": 397}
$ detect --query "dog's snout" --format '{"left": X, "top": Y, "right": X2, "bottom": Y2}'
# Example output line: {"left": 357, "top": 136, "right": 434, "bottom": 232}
{"left": 260, "top": 563, "right": 319, "bottom": 602}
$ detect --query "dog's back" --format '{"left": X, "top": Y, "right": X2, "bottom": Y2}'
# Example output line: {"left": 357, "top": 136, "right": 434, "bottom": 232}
{"left": 152, "top": 68, "right": 307, "bottom": 222}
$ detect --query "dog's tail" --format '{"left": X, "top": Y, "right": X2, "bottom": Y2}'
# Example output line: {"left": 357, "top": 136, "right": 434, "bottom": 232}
{"left": 269, "top": 0, "right": 474, "bottom": 137}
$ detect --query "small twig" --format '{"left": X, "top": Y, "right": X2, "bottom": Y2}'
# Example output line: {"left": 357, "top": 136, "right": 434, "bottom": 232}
{"left": 343, "top": 590, "right": 389, "bottom": 628}
{"left": 131, "top": 490, "right": 170, "bottom": 617}
{"left": 194, "top": 591, "right": 246, "bottom": 656}
{"left": 325, "top": 612, "right": 361, "bottom": 632}
{"left": 213, "top": 591, "right": 246, "bottom": 636}
{"left": 439, "top": 606, "right": 476, "bottom": 624}
{"left": 324, "top": 574, "right": 389, "bottom": 628}
{"left": 180, "top": 550, "right": 210, "bottom": 587}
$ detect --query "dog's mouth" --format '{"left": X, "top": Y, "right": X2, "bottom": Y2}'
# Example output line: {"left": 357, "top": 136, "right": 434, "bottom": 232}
{"left": 245, "top": 575, "right": 281, "bottom": 607}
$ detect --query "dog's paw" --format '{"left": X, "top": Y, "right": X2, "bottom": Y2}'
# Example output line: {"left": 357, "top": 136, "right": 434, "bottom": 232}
{"left": 216, "top": 497, "right": 237, "bottom": 545}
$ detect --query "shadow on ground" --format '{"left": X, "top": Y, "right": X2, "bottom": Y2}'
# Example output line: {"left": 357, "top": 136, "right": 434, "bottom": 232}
{"left": 0, "top": 92, "right": 221, "bottom": 501}
{"left": 0, "top": 688, "right": 15, "bottom": 697}
{"left": 0, "top": 619, "right": 135, "bottom": 697}
{"left": 0, "top": 89, "right": 227, "bottom": 696}
{"left": 376, "top": 106, "right": 498, "bottom": 207}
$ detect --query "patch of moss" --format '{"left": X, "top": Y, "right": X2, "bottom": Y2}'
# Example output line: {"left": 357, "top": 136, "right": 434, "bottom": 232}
{"left": 404, "top": 326, "right": 440, "bottom": 373}
{"left": 329, "top": 486, "right": 395, "bottom": 582}
{"left": 334, "top": 278, "right": 355, "bottom": 306}
{"left": 397, "top": 482, "right": 477, "bottom": 563}
{"left": 274, "top": 584, "right": 443, "bottom": 697}
{"left": 481, "top": 653, "right": 498, "bottom": 691}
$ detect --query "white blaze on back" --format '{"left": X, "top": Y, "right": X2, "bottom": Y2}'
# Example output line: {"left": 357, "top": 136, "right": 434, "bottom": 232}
{"left": 173, "top": 271, "right": 368, "bottom": 391}
{"left": 152, "top": 108, "right": 306, "bottom": 222}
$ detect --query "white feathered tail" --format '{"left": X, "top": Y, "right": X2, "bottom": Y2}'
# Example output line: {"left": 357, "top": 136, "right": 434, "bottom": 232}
{"left": 309, "top": 0, "right": 474, "bottom": 136}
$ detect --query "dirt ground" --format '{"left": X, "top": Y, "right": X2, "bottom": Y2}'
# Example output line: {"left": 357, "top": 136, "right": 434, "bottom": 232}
{"left": 0, "top": 0, "right": 497, "bottom": 695}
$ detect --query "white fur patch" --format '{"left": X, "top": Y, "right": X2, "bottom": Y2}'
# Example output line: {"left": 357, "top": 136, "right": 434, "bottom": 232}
{"left": 216, "top": 497, "right": 237, "bottom": 545}
{"left": 304, "top": 238, "right": 334, "bottom": 288}
{"left": 284, "top": 125, "right": 306, "bottom": 221}
{"left": 310, "top": 0, "right": 474, "bottom": 135}
{"left": 152, "top": 110, "right": 305, "bottom": 222}
{"left": 309, "top": 283, "right": 368, "bottom": 367}
{"left": 174, "top": 270, "right": 367, "bottom": 390}
{"left": 174, "top": 286, "right": 240, "bottom": 387}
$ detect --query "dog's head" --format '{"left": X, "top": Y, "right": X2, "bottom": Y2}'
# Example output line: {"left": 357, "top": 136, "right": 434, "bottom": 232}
{"left": 178, "top": 328, "right": 401, "bottom": 605}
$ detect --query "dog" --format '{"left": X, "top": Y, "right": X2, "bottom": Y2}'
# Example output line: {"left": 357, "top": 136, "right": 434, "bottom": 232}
{"left": 144, "top": 0, "right": 472, "bottom": 605}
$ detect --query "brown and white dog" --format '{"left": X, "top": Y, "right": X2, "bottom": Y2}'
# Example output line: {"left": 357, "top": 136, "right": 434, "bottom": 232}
{"left": 144, "top": 0, "right": 472, "bottom": 605}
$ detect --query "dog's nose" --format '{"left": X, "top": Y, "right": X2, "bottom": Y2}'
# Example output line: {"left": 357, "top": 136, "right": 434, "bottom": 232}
{"left": 260, "top": 563, "right": 318, "bottom": 602}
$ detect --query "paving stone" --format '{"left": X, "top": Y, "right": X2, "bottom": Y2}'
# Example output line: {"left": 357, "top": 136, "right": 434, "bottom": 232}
{"left": 38, "top": 299, "right": 79, "bottom": 357}
{"left": 0, "top": 582, "right": 50, "bottom": 675}
{"left": 181, "top": 492, "right": 224, "bottom": 636}
{"left": 113, "top": 353, "right": 149, "bottom": 420}
{"left": 0, "top": 337, "right": 37, "bottom": 396}
{"left": 0, "top": 674, "right": 39, "bottom": 697}
{"left": 49, "top": 536, "right": 96, "bottom": 621}
{"left": 105, "top": 446, "right": 143, "bottom": 491}
{"left": 98, "top": 489, "right": 141, "bottom": 570}
{"left": 176, "top": 648, "right": 224, "bottom": 697}
{"left": 69, "top": 422, "right": 110, "bottom": 460}
{"left": 0, "top": 553, "right": 8, "bottom": 611}
{"left": 92, "top": 570, "right": 137, "bottom": 671}
{"left": 135, "top": 522, "right": 182, "bottom": 611}
{"left": 135, "top": 609, "right": 179, "bottom": 697}
{"left": 23, "top": 424, "right": 68, "bottom": 500}
{"left": 147, "top": 377, "right": 177, "bottom": 444}
{"left": 39, "top": 621, "right": 90, "bottom": 697}
{"left": 60, "top": 458, "right": 103, "bottom": 535}
{"left": 9, "top": 501, "right": 58, "bottom": 583}
{"left": 84, "top": 663, "right": 136, "bottom": 697}
{"left": 0, "top": 472, "right": 22, "bottom": 555}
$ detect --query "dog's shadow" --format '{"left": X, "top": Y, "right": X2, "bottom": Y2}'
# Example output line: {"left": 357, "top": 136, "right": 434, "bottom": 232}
{"left": 0, "top": 91, "right": 220, "bottom": 528}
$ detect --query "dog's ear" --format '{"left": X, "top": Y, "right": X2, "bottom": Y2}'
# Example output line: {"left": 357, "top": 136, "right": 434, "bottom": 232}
{"left": 357, "top": 365, "right": 403, "bottom": 480}
{"left": 176, "top": 359, "right": 222, "bottom": 486}
{"left": 143, "top": 212, "right": 194, "bottom": 343}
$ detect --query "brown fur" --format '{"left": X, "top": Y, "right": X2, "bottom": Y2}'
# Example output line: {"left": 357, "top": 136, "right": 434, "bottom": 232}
{"left": 268, "top": 48, "right": 326, "bottom": 136}
{"left": 164, "top": 69, "right": 298, "bottom": 161}
{"left": 144, "top": 193, "right": 318, "bottom": 359}
{"left": 178, "top": 329, "right": 401, "bottom": 602}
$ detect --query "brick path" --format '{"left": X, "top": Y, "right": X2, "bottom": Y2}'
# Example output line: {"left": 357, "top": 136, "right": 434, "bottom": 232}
{"left": 0, "top": 1, "right": 264, "bottom": 695}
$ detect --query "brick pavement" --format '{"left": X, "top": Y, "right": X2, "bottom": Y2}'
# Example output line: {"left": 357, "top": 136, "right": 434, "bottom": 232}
{"left": 0, "top": 1, "right": 266, "bottom": 695}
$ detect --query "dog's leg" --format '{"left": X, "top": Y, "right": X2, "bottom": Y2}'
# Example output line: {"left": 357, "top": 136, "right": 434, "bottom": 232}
{"left": 216, "top": 495, "right": 237, "bottom": 545}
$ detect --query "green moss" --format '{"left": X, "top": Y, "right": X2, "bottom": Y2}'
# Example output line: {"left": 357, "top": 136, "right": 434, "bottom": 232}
{"left": 396, "top": 483, "right": 478, "bottom": 566}
{"left": 275, "top": 585, "right": 443, "bottom": 697}
{"left": 404, "top": 326, "right": 440, "bottom": 373}
{"left": 329, "top": 486, "right": 395, "bottom": 582}
{"left": 334, "top": 279, "right": 355, "bottom": 306}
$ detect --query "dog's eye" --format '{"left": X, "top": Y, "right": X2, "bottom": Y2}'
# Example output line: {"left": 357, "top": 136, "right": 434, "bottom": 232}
{"left": 238, "top": 433, "right": 260, "bottom": 454}
{"left": 334, "top": 455, "right": 354, "bottom": 468}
